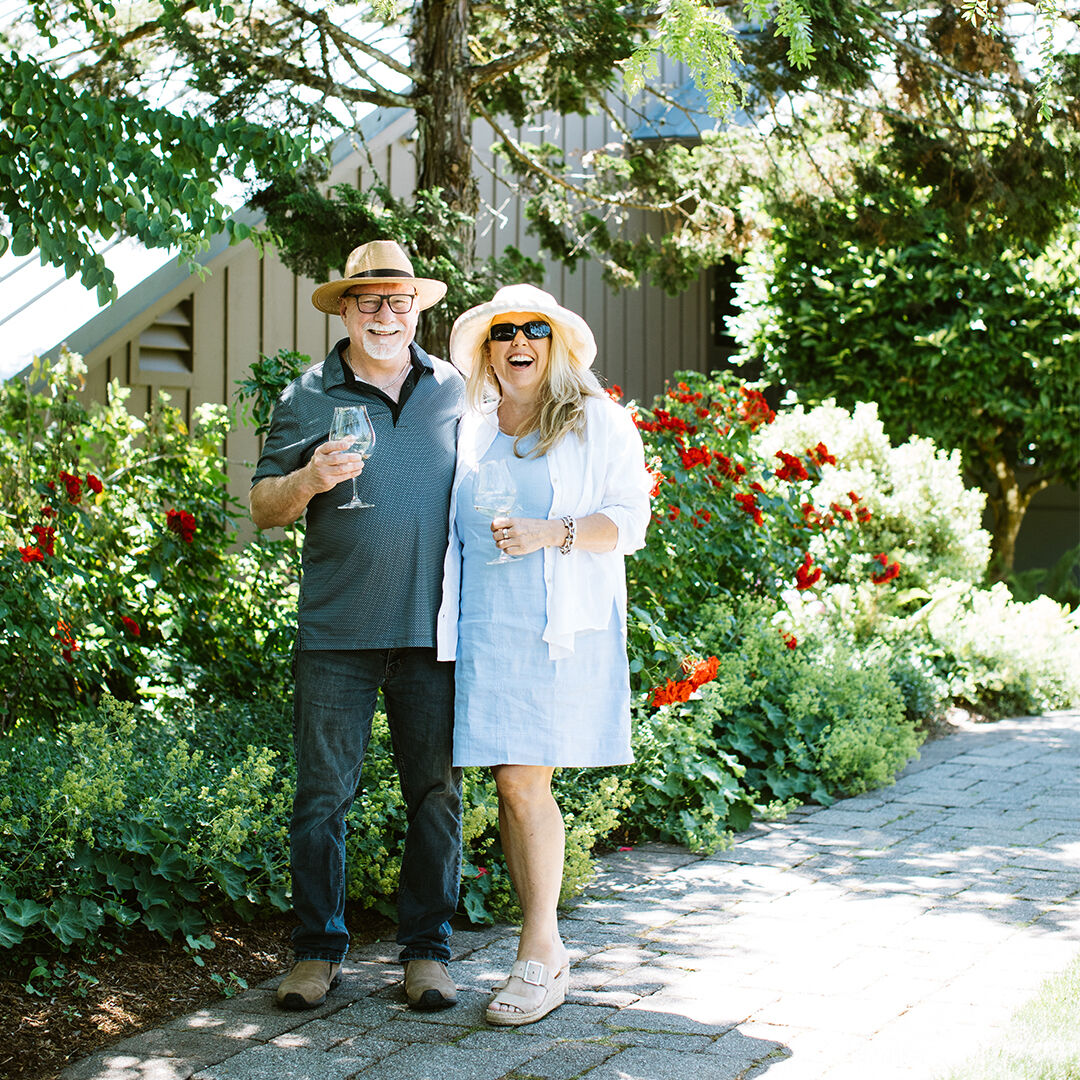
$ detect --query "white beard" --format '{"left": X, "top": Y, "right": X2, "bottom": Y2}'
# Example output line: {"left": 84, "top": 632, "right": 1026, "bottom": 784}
{"left": 360, "top": 323, "right": 409, "bottom": 362}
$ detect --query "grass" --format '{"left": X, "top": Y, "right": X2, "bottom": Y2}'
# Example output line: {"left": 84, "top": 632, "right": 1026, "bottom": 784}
{"left": 935, "top": 951, "right": 1080, "bottom": 1080}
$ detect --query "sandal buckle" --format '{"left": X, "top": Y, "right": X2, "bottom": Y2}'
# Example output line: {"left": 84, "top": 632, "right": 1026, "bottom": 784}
{"left": 521, "top": 959, "right": 545, "bottom": 986}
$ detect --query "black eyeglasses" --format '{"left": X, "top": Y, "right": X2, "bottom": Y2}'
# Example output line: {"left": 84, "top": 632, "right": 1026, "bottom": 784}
{"left": 347, "top": 293, "right": 416, "bottom": 314}
{"left": 489, "top": 320, "right": 552, "bottom": 341}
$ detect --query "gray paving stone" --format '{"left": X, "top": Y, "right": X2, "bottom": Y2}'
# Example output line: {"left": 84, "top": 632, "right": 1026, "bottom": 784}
{"left": 606, "top": 1001, "right": 737, "bottom": 1036}
{"left": 164, "top": 1007, "right": 301, "bottom": 1042}
{"left": 512, "top": 1002, "right": 621, "bottom": 1040}
{"left": 60, "top": 1029, "right": 255, "bottom": 1080}
{"left": 319, "top": 996, "right": 408, "bottom": 1030}
{"left": 268, "top": 1019, "right": 405, "bottom": 1056}
{"left": 507, "top": 1040, "right": 617, "bottom": 1078}
{"left": 606, "top": 1029, "right": 715, "bottom": 1051}
{"left": 191, "top": 1043, "right": 372, "bottom": 1079}
{"left": 348, "top": 1042, "right": 538, "bottom": 1080}
{"left": 582, "top": 1041, "right": 765, "bottom": 1080}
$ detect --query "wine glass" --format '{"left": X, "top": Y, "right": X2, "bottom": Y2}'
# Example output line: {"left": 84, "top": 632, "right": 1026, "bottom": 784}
{"left": 474, "top": 459, "right": 519, "bottom": 564}
{"left": 329, "top": 405, "right": 376, "bottom": 509}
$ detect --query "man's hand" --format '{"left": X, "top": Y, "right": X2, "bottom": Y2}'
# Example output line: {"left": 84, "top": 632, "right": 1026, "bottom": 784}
{"left": 250, "top": 438, "right": 367, "bottom": 529}
{"left": 307, "top": 437, "right": 367, "bottom": 493}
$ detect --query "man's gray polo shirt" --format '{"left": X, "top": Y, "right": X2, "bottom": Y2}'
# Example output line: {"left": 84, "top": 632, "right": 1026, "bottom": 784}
{"left": 252, "top": 340, "right": 464, "bottom": 650}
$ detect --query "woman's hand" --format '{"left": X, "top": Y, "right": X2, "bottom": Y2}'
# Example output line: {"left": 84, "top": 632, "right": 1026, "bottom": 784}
{"left": 490, "top": 516, "right": 563, "bottom": 557}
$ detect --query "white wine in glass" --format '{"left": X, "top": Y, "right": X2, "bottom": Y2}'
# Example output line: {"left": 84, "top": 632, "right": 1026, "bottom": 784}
{"left": 474, "top": 459, "right": 519, "bottom": 564}
{"left": 330, "top": 405, "right": 376, "bottom": 509}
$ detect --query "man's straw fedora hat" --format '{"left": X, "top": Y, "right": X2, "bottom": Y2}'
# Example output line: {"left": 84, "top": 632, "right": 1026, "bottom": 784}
{"left": 310, "top": 239, "right": 448, "bottom": 314}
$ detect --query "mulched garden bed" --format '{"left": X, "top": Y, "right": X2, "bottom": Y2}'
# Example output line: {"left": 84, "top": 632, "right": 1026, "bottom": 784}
{"left": 0, "top": 904, "right": 396, "bottom": 1080}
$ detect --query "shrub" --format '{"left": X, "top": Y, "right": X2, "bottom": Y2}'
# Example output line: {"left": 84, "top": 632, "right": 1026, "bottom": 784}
{"left": 0, "top": 696, "right": 293, "bottom": 952}
{"left": 752, "top": 399, "right": 992, "bottom": 590}
{"left": 0, "top": 351, "right": 297, "bottom": 733}
{"left": 913, "top": 581, "right": 1080, "bottom": 717}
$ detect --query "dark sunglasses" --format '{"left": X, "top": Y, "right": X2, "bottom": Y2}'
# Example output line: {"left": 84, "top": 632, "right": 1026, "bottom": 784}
{"left": 488, "top": 320, "right": 552, "bottom": 341}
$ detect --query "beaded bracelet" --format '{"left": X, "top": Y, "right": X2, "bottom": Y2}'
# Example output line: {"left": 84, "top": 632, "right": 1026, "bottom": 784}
{"left": 559, "top": 515, "right": 576, "bottom": 555}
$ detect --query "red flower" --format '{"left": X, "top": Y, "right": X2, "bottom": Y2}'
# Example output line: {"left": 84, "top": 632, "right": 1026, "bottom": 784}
{"left": 734, "top": 492, "right": 763, "bottom": 526}
{"left": 806, "top": 442, "right": 837, "bottom": 467}
{"left": 667, "top": 504, "right": 681, "bottom": 522}
{"left": 714, "top": 453, "right": 745, "bottom": 481}
{"left": 56, "top": 619, "right": 79, "bottom": 661}
{"left": 31, "top": 525, "right": 56, "bottom": 556}
{"left": 679, "top": 445, "right": 712, "bottom": 470}
{"left": 40, "top": 505, "right": 57, "bottom": 519}
{"left": 650, "top": 655, "right": 719, "bottom": 707}
{"left": 691, "top": 509, "right": 712, "bottom": 529}
{"left": 736, "top": 387, "right": 775, "bottom": 430}
{"left": 475, "top": 866, "right": 489, "bottom": 877}
{"left": 58, "top": 470, "right": 83, "bottom": 504}
{"left": 695, "top": 406, "right": 710, "bottom": 418}
{"left": 781, "top": 631, "right": 798, "bottom": 650}
{"left": 19, "top": 545, "right": 44, "bottom": 563}
{"left": 121, "top": 616, "right": 141, "bottom": 637}
{"left": 871, "top": 553, "right": 901, "bottom": 585}
{"left": 166, "top": 509, "right": 197, "bottom": 543}
{"left": 775, "top": 450, "right": 809, "bottom": 483}
{"left": 830, "top": 501, "right": 854, "bottom": 523}
{"left": 795, "top": 552, "right": 822, "bottom": 591}
{"left": 86, "top": 474, "right": 104, "bottom": 494}
{"left": 635, "top": 408, "right": 696, "bottom": 436}
{"left": 847, "top": 491, "right": 861, "bottom": 504}
{"left": 856, "top": 506, "right": 872, "bottom": 523}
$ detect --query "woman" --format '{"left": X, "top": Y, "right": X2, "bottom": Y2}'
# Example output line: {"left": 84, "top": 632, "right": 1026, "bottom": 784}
{"left": 436, "top": 284, "right": 651, "bottom": 1025}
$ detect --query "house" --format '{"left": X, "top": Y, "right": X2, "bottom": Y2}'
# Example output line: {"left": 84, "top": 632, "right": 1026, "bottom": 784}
{"left": 2, "top": 61, "right": 741, "bottom": 519}
{"left": 2, "top": 62, "right": 1072, "bottom": 574}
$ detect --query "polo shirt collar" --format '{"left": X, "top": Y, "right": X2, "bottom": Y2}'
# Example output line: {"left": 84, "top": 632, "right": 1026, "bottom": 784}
{"left": 322, "top": 338, "right": 434, "bottom": 393}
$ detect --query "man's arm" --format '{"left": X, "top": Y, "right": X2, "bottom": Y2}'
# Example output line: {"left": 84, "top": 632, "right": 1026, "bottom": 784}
{"left": 250, "top": 439, "right": 365, "bottom": 529}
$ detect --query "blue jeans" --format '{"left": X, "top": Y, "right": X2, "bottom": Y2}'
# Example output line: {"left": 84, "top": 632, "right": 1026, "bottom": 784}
{"left": 290, "top": 647, "right": 461, "bottom": 964}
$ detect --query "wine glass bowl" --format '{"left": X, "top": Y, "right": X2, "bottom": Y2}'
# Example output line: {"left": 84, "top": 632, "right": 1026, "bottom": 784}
{"left": 330, "top": 406, "right": 376, "bottom": 509}
{"left": 473, "top": 459, "right": 519, "bottom": 564}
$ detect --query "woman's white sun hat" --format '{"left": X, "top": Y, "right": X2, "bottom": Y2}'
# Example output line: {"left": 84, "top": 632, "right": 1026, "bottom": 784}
{"left": 310, "top": 239, "right": 448, "bottom": 314}
{"left": 449, "top": 284, "right": 597, "bottom": 375}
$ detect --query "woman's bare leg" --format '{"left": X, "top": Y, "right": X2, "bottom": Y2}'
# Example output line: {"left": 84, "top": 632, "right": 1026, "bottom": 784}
{"left": 489, "top": 764, "right": 569, "bottom": 1014}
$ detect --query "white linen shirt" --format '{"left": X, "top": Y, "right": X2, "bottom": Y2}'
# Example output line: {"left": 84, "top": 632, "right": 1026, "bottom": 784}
{"left": 437, "top": 394, "right": 652, "bottom": 661}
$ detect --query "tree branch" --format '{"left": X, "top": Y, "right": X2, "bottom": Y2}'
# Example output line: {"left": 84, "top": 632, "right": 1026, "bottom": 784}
{"left": 277, "top": 0, "right": 414, "bottom": 80}
{"left": 473, "top": 100, "right": 693, "bottom": 215}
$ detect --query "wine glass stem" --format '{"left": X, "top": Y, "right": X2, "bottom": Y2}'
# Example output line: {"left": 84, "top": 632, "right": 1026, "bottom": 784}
{"left": 351, "top": 477, "right": 360, "bottom": 503}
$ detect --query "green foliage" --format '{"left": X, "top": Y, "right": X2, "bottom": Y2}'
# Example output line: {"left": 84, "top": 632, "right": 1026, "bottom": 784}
{"left": 736, "top": 187, "right": 1080, "bottom": 573}
{"left": 0, "top": 52, "right": 304, "bottom": 303}
{"left": 752, "top": 398, "right": 992, "bottom": 590}
{"left": 699, "top": 598, "right": 919, "bottom": 803}
{"left": 913, "top": 582, "right": 1080, "bottom": 717}
{"left": 625, "top": 370, "right": 896, "bottom": 646}
{"left": 1007, "top": 544, "right": 1080, "bottom": 609}
{"left": 0, "top": 695, "right": 293, "bottom": 952}
{"left": 0, "top": 351, "right": 298, "bottom": 733}
{"left": 235, "top": 349, "right": 309, "bottom": 437}
{"left": 251, "top": 176, "right": 545, "bottom": 332}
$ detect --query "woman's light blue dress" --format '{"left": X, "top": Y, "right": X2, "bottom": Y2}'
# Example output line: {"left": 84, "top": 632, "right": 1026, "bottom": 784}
{"left": 453, "top": 431, "right": 632, "bottom": 767}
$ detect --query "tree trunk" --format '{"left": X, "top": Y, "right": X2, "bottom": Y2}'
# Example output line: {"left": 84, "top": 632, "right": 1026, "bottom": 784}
{"left": 411, "top": 0, "right": 476, "bottom": 356}
{"left": 985, "top": 450, "right": 1048, "bottom": 581}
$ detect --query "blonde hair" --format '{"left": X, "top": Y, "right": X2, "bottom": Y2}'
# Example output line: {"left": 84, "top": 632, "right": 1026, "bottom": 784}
{"left": 465, "top": 321, "right": 603, "bottom": 457}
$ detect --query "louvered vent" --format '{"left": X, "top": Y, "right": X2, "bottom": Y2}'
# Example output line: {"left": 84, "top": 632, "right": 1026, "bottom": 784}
{"left": 138, "top": 300, "right": 193, "bottom": 373}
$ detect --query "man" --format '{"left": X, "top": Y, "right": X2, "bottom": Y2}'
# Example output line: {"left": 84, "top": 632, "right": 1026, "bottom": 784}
{"left": 250, "top": 239, "right": 464, "bottom": 1012}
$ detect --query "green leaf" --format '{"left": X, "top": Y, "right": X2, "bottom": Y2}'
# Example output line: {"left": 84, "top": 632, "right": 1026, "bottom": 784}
{"left": 4, "top": 898, "right": 48, "bottom": 927}
{"left": 0, "top": 918, "right": 24, "bottom": 949}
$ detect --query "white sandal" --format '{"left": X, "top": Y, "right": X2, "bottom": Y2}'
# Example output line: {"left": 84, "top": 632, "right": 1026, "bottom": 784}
{"left": 485, "top": 958, "right": 568, "bottom": 1026}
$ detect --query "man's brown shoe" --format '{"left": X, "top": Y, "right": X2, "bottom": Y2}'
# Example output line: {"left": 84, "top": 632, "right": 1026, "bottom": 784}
{"left": 404, "top": 959, "right": 457, "bottom": 1011}
{"left": 275, "top": 960, "right": 341, "bottom": 1010}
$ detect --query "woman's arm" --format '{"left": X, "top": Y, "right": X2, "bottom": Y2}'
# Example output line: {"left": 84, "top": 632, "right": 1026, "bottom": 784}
{"left": 490, "top": 512, "right": 616, "bottom": 557}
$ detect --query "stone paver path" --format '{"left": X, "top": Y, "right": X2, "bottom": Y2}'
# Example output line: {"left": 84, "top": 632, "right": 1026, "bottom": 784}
{"left": 62, "top": 710, "right": 1080, "bottom": 1080}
